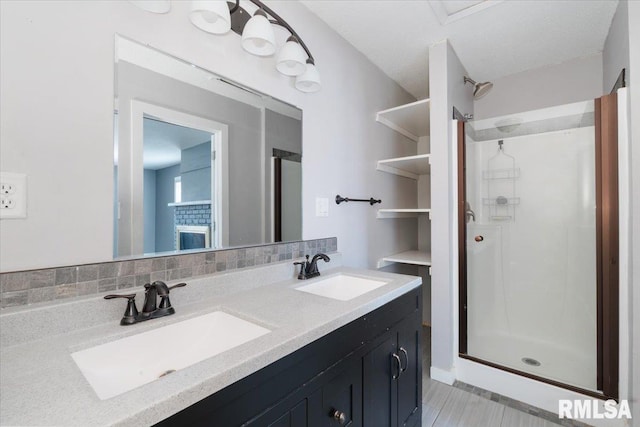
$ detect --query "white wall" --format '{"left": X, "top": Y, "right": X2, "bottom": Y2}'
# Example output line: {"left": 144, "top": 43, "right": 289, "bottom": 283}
{"left": 603, "top": 0, "right": 630, "bottom": 92}
{"left": 604, "top": 0, "right": 636, "bottom": 417}
{"left": 429, "top": 40, "right": 473, "bottom": 382}
{"left": 0, "top": 0, "right": 416, "bottom": 272}
{"left": 473, "top": 54, "right": 603, "bottom": 120}
{"left": 628, "top": 1, "right": 640, "bottom": 422}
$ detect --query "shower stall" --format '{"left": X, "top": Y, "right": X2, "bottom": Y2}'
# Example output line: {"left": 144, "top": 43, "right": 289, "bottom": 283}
{"left": 457, "top": 95, "right": 619, "bottom": 398}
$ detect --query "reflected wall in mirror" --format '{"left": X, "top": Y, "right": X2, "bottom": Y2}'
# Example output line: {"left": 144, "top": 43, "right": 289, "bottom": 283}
{"left": 114, "top": 36, "right": 302, "bottom": 258}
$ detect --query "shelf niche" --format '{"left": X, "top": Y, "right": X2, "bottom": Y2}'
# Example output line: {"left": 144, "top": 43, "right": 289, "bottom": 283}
{"left": 376, "top": 209, "right": 431, "bottom": 219}
{"left": 377, "top": 250, "right": 432, "bottom": 269}
{"left": 376, "top": 154, "right": 431, "bottom": 180}
{"left": 376, "top": 99, "right": 430, "bottom": 142}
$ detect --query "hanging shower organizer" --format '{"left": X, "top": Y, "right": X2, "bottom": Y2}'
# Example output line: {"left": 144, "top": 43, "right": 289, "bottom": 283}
{"left": 482, "top": 140, "right": 520, "bottom": 221}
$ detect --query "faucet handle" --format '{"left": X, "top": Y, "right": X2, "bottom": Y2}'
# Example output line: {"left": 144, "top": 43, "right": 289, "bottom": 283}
{"left": 157, "top": 282, "right": 186, "bottom": 311}
{"left": 293, "top": 261, "right": 307, "bottom": 280}
{"left": 168, "top": 282, "right": 187, "bottom": 291}
{"left": 104, "top": 294, "right": 139, "bottom": 326}
{"left": 104, "top": 293, "right": 136, "bottom": 300}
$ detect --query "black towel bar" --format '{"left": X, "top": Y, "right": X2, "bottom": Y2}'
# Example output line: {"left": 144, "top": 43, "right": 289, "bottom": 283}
{"left": 335, "top": 195, "right": 381, "bottom": 206}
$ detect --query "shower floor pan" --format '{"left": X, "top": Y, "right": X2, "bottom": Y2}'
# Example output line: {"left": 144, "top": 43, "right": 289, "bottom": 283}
{"left": 467, "top": 331, "right": 597, "bottom": 391}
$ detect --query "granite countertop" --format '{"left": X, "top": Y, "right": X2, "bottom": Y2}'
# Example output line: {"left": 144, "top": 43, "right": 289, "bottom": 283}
{"left": 0, "top": 256, "right": 421, "bottom": 426}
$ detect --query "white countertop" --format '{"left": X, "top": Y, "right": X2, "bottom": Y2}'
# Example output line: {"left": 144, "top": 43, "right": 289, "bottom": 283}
{"left": 0, "top": 255, "right": 421, "bottom": 426}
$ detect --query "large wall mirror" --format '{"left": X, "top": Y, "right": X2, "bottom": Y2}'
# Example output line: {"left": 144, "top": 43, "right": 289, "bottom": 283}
{"left": 114, "top": 36, "right": 303, "bottom": 259}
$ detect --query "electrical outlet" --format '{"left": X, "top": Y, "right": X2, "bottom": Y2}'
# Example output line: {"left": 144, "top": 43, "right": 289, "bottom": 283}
{"left": 1, "top": 198, "right": 16, "bottom": 209}
{"left": 0, "top": 172, "right": 27, "bottom": 219}
{"left": 1, "top": 183, "right": 15, "bottom": 194}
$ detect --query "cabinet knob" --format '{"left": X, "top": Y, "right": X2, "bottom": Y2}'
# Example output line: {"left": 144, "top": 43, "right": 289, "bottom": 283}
{"left": 332, "top": 409, "right": 347, "bottom": 424}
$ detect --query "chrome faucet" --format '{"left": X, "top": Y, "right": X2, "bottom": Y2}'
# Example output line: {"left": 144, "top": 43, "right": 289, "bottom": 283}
{"left": 294, "top": 253, "right": 331, "bottom": 280}
{"left": 104, "top": 280, "right": 186, "bottom": 326}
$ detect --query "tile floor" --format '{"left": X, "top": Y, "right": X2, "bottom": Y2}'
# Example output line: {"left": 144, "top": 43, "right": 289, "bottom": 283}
{"left": 421, "top": 327, "right": 592, "bottom": 427}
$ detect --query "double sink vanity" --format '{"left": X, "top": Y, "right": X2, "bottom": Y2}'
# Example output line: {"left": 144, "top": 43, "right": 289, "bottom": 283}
{"left": 0, "top": 253, "right": 422, "bottom": 426}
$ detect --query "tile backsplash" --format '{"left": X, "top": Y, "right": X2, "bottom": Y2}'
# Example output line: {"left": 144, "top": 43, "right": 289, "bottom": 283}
{"left": 0, "top": 238, "right": 337, "bottom": 309}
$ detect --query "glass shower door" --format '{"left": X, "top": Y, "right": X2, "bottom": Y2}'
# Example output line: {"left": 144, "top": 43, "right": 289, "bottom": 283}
{"left": 458, "top": 95, "right": 619, "bottom": 396}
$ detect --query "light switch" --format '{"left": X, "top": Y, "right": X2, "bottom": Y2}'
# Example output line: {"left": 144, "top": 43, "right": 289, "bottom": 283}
{"left": 315, "top": 197, "right": 329, "bottom": 217}
{"left": 0, "top": 172, "right": 27, "bottom": 219}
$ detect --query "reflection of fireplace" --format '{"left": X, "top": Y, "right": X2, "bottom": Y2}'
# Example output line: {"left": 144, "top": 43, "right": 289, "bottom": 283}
{"left": 175, "top": 225, "right": 210, "bottom": 250}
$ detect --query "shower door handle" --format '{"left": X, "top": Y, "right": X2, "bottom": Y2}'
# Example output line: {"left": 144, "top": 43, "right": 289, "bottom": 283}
{"left": 465, "top": 201, "right": 476, "bottom": 223}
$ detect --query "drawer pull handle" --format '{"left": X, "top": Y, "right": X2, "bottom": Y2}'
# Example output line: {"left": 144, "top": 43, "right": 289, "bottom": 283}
{"left": 392, "top": 353, "right": 402, "bottom": 379}
{"left": 399, "top": 347, "right": 409, "bottom": 372}
{"left": 332, "top": 409, "right": 347, "bottom": 425}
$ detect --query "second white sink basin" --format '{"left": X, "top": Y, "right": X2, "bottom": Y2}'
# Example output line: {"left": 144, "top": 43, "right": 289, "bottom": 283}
{"left": 71, "top": 311, "right": 270, "bottom": 400}
{"left": 295, "top": 274, "right": 389, "bottom": 301}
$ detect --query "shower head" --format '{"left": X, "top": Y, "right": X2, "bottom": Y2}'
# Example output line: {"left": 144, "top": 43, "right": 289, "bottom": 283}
{"left": 464, "top": 76, "right": 493, "bottom": 99}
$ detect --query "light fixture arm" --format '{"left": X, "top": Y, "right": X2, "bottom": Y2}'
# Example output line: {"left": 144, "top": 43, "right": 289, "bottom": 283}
{"left": 229, "top": 0, "right": 240, "bottom": 14}
{"left": 244, "top": 0, "right": 315, "bottom": 64}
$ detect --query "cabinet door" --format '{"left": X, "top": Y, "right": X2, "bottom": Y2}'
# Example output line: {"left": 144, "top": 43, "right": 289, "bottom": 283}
{"left": 396, "top": 313, "right": 421, "bottom": 427}
{"left": 320, "top": 358, "right": 363, "bottom": 427}
{"left": 267, "top": 399, "right": 309, "bottom": 427}
{"left": 362, "top": 333, "right": 397, "bottom": 427}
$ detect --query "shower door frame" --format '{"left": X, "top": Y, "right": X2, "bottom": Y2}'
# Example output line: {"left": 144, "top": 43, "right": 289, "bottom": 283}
{"left": 456, "top": 93, "right": 619, "bottom": 400}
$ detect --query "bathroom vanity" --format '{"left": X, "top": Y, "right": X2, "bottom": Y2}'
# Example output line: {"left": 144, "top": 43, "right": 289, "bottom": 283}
{"left": 157, "top": 279, "right": 421, "bottom": 427}
{"left": 0, "top": 255, "right": 422, "bottom": 426}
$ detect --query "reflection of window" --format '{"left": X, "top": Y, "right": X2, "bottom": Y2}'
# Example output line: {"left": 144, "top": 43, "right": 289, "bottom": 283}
{"left": 174, "top": 176, "right": 182, "bottom": 203}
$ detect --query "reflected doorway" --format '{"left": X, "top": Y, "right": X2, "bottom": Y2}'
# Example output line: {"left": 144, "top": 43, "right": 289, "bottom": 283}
{"left": 116, "top": 101, "right": 229, "bottom": 257}
{"left": 142, "top": 117, "right": 215, "bottom": 253}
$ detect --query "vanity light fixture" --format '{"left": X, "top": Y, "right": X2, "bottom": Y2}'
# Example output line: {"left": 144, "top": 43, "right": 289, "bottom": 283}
{"left": 129, "top": 0, "right": 321, "bottom": 92}
{"left": 195, "top": 0, "right": 321, "bottom": 93}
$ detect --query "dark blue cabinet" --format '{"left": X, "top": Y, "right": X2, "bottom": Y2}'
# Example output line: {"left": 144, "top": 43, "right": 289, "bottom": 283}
{"left": 156, "top": 287, "right": 421, "bottom": 427}
{"left": 362, "top": 312, "right": 421, "bottom": 427}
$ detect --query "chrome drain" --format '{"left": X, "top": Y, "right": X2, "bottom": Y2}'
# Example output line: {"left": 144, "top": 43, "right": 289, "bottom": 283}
{"left": 158, "top": 369, "right": 176, "bottom": 378}
{"left": 521, "top": 357, "right": 541, "bottom": 367}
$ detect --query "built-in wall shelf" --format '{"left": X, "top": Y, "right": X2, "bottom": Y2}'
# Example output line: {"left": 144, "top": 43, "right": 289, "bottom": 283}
{"left": 377, "top": 209, "right": 431, "bottom": 219}
{"left": 377, "top": 250, "right": 432, "bottom": 269}
{"left": 376, "top": 99, "right": 430, "bottom": 142}
{"left": 375, "top": 97, "right": 432, "bottom": 324}
{"left": 376, "top": 154, "right": 431, "bottom": 179}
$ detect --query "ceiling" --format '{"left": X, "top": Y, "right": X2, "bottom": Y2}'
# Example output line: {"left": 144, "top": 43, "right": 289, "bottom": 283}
{"left": 300, "top": 0, "right": 619, "bottom": 100}
{"left": 143, "top": 118, "right": 211, "bottom": 170}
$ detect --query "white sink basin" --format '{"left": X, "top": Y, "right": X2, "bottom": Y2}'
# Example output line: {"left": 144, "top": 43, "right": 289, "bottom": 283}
{"left": 295, "top": 274, "right": 389, "bottom": 301}
{"left": 71, "top": 311, "right": 270, "bottom": 400}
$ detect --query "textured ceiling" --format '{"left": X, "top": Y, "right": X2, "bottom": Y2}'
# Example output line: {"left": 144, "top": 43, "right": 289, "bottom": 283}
{"left": 301, "top": 0, "right": 618, "bottom": 100}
